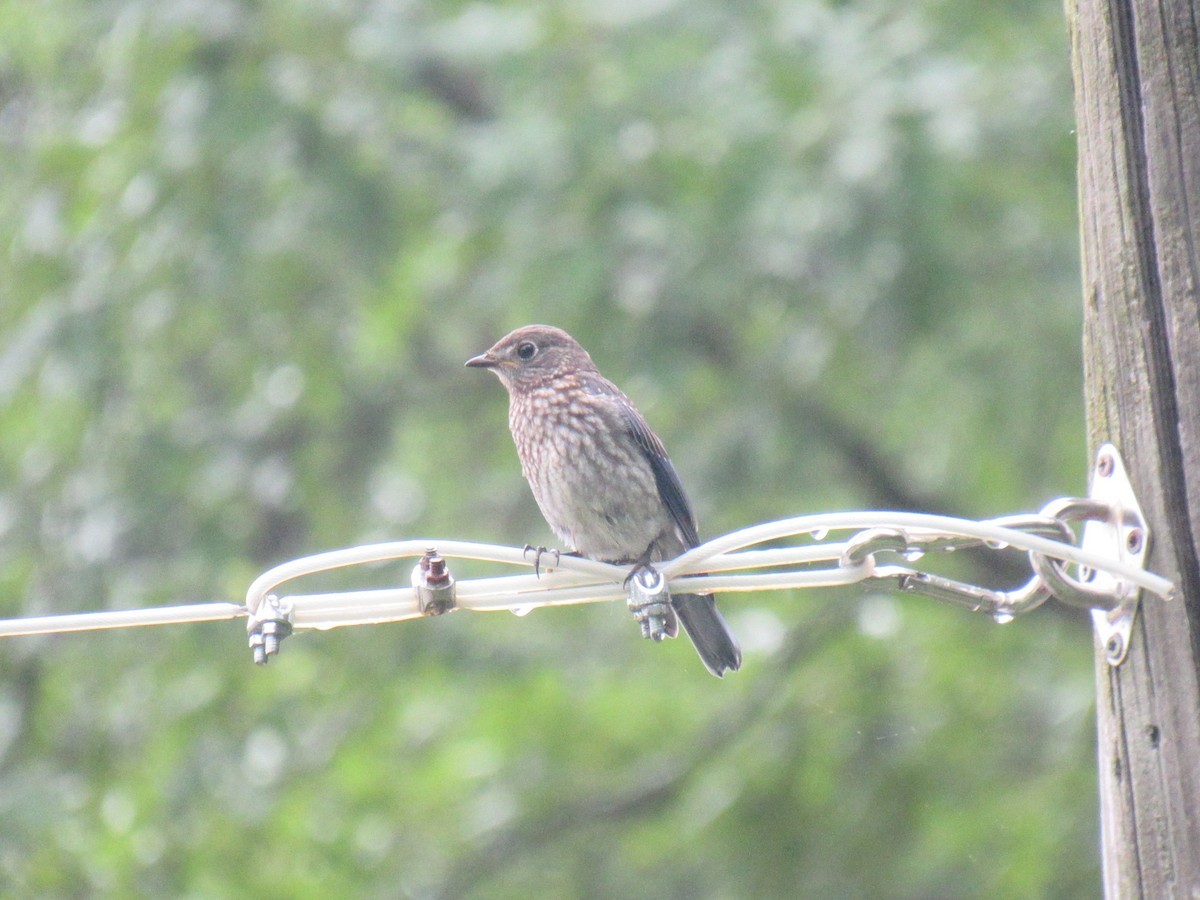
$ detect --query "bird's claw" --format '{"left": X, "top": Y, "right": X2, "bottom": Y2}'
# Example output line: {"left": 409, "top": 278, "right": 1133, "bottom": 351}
{"left": 621, "top": 546, "right": 657, "bottom": 590}
{"left": 523, "top": 544, "right": 560, "bottom": 578}
{"left": 626, "top": 565, "right": 674, "bottom": 642}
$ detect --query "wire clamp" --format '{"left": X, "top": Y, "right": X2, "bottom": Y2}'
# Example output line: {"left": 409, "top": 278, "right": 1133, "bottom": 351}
{"left": 627, "top": 566, "right": 673, "bottom": 642}
{"left": 413, "top": 547, "right": 457, "bottom": 616}
{"left": 247, "top": 593, "right": 294, "bottom": 665}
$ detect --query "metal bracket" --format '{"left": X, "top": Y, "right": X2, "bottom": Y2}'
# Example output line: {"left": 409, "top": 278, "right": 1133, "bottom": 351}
{"left": 1081, "top": 444, "right": 1148, "bottom": 666}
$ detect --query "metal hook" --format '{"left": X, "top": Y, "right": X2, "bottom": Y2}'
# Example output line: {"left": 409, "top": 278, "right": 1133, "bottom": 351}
{"left": 1028, "top": 498, "right": 1121, "bottom": 610}
{"left": 883, "top": 566, "right": 1055, "bottom": 619}
{"left": 842, "top": 519, "right": 1073, "bottom": 620}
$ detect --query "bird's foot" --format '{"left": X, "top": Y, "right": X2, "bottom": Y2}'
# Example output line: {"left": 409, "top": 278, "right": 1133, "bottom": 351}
{"left": 621, "top": 545, "right": 657, "bottom": 589}
{"left": 626, "top": 564, "right": 676, "bottom": 642}
{"left": 523, "top": 544, "right": 561, "bottom": 578}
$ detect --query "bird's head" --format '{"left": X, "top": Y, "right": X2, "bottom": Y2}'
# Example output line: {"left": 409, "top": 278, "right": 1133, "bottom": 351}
{"left": 465, "top": 325, "right": 598, "bottom": 390}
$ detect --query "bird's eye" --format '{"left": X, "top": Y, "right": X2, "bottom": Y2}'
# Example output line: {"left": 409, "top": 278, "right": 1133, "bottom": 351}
{"left": 516, "top": 341, "right": 537, "bottom": 360}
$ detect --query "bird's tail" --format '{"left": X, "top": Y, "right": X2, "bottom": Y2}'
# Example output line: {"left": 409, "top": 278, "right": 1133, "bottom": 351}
{"left": 672, "top": 593, "right": 742, "bottom": 677}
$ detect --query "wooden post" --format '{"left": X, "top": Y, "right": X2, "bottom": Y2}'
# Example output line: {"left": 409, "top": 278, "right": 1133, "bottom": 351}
{"left": 1068, "top": 0, "right": 1200, "bottom": 893}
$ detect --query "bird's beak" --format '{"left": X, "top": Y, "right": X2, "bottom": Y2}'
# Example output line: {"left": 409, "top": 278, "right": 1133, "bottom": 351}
{"left": 465, "top": 351, "right": 498, "bottom": 369}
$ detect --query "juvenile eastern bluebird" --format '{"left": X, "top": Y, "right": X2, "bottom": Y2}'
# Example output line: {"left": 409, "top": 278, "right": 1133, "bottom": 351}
{"left": 466, "top": 324, "right": 742, "bottom": 677}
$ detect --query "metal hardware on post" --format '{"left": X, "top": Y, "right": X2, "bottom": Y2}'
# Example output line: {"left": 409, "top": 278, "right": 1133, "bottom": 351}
{"left": 837, "top": 480, "right": 1154, "bottom": 658}
{"left": 1028, "top": 498, "right": 1120, "bottom": 610}
{"left": 1028, "top": 444, "right": 1150, "bottom": 666}
{"left": 1081, "top": 444, "right": 1148, "bottom": 666}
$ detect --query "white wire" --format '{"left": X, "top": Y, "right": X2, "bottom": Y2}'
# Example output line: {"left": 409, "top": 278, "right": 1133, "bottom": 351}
{"left": 238, "top": 511, "right": 1175, "bottom": 633}
{"left": 0, "top": 602, "right": 245, "bottom": 637}
{"left": 243, "top": 538, "right": 625, "bottom": 616}
{"left": 663, "top": 512, "right": 1174, "bottom": 597}
{"left": 0, "top": 510, "right": 1175, "bottom": 639}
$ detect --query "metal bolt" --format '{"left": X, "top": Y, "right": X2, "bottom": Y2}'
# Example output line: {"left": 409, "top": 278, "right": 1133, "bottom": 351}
{"left": 1106, "top": 633, "right": 1124, "bottom": 662}
{"left": 248, "top": 595, "right": 293, "bottom": 665}
{"left": 1126, "top": 529, "right": 1144, "bottom": 554}
{"left": 416, "top": 548, "right": 456, "bottom": 615}
{"left": 250, "top": 631, "right": 267, "bottom": 665}
{"left": 1097, "top": 453, "right": 1114, "bottom": 477}
{"left": 262, "top": 620, "right": 282, "bottom": 657}
{"left": 425, "top": 549, "right": 451, "bottom": 587}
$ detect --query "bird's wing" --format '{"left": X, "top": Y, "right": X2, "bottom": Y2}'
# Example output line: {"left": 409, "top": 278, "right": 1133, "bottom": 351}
{"left": 636, "top": 427, "right": 702, "bottom": 550}
{"left": 581, "top": 374, "right": 701, "bottom": 549}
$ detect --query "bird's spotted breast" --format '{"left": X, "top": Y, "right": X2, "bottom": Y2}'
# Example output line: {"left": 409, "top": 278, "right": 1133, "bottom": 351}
{"left": 509, "top": 378, "right": 666, "bottom": 561}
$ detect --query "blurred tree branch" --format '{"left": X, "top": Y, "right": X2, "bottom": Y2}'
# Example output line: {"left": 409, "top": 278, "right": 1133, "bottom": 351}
{"left": 785, "top": 388, "right": 1090, "bottom": 624}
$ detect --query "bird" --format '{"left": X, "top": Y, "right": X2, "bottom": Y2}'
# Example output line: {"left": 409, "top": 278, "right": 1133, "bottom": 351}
{"left": 466, "top": 324, "right": 742, "bottom": 677}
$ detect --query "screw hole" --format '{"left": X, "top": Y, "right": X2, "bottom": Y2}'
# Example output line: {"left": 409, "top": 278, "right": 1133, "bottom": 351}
{"left": 1106, "top": 634, "right": 1124, "bottom": 660}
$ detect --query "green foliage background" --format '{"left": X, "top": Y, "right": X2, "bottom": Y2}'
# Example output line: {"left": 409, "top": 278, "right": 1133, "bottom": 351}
{"left": 0, "top": 0, "right": 1095, "bottom": 896}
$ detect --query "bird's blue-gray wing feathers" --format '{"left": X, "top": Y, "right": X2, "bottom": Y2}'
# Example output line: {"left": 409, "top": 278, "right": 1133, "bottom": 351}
{"left": 622, "top": 406, "right": 700, "bottom": 549}
{"left": 580, "top": 374, "right": 701, "bottom": 549}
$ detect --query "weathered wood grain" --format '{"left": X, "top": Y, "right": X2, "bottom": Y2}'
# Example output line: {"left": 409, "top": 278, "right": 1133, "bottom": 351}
{"left": 1068, "top": 0, "right": 1200, "bottom": 894}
